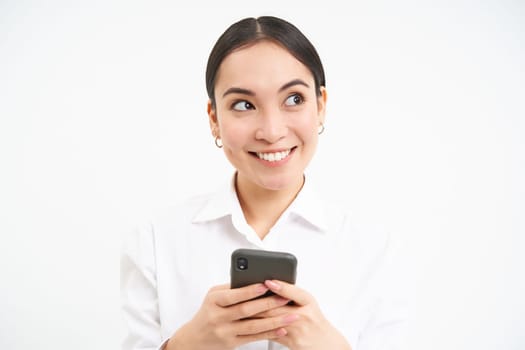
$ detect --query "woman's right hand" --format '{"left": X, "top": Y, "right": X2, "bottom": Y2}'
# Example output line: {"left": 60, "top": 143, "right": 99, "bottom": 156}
{"left": 164, "top": 283, "right": 298, "bottom": 350}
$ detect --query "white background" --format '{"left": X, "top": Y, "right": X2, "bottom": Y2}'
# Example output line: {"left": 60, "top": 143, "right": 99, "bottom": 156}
{"left": 1, "top": 1, "right": 524, "bottom": 349}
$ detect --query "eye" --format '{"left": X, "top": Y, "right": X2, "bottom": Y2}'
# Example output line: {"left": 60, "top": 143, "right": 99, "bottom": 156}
{"left": 232, "top": 100, "right": 255, "bottom": 111}
{"left": 284, "top": 93, "right": 304, "bottom": 106}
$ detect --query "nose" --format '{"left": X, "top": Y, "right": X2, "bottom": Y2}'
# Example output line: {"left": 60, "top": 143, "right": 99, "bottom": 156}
{"left": 255, "top": 108, "right": 288, "bottom": 143}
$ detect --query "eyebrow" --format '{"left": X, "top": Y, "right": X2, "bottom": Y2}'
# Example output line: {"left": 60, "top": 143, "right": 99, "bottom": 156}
{"left": 221, "top": 79, "right": 310, "bottom": 98}
{"left": 279, "top": 79, "right": 310, "bottom": 92}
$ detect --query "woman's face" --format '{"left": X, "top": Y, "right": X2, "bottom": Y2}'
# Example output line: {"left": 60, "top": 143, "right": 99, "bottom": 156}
{"left": 209, "top": 40, "right": 326, "bottom": 192}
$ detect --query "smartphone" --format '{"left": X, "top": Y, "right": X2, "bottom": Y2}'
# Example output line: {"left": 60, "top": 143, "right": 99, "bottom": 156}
{"left": 230, "top": 248, "right": 297, "bottom": 292}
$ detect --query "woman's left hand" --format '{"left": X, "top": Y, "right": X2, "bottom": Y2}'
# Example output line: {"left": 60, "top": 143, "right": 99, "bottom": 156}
{"left": 257, "top": 280, "right": 352, "bottom": 350}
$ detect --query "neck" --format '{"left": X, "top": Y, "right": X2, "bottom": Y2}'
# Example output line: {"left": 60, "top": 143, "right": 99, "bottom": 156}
{"left": 235, "top": 173, "right": 305, "bottom": 239}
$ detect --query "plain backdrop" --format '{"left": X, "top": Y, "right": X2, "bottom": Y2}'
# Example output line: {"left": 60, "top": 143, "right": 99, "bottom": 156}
{"left": 1, "top": 1, "right": 524, "bottom": 349}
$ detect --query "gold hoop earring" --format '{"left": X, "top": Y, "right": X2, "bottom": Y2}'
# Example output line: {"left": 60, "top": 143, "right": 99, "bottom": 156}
{"left": 214, "top": 136, "right": 223, "bottom": 148}
{"left": 318, "top": 123, "right": 325, "bottom": 135}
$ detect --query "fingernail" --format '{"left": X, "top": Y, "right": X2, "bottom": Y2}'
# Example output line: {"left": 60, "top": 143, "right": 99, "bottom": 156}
{"left": 265, "top": 280, "right": 281, "bottom": 290}
{"left": 283, "top": 314, "right": 299, "bottom": 324}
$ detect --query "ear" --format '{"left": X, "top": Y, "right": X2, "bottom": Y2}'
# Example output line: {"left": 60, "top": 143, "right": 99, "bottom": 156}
{"left": 317, "top": 86, "right": 328, "bottom": 125}
{"left": 207, "top": 100, "right": 219, "bottom": 137}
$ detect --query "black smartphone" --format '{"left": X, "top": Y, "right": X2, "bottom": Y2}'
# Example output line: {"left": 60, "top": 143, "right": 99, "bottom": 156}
{"left": 230, "top": 248, "right": 297, "bottom": 292}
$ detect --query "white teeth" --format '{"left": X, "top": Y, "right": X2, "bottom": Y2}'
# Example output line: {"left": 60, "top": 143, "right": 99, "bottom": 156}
{"left": 256, "top": 149, "right": 291, "bottom": 162}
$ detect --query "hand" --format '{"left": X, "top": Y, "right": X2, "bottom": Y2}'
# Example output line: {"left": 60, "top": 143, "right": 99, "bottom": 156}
{"left": 256, "top": 280, "right": 352, "bottom": 350}
{"left": 165, "top": 283, "right": 299, "bottom": 350}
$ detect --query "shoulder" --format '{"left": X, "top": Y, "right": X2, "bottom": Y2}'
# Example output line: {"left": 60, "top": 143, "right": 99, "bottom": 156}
{"left": 313, "top": 193, "right": 389, "bottom": 247}
{"left": 150, "top": 191, "right": 216, "bottom": 230}
{"left": 122, "top": 191, "right": 215, "bottom": 242}
{"left": 322, "top": 200, "right": 399, "bottom": 268}
{"left": 344, "top": 213, "right": 391, "bottom": 250}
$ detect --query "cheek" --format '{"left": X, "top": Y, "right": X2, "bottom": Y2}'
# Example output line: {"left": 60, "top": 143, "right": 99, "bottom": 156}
{"left": 220, "top": 123, "right": 250, "bottom": 150}
{"left": 295, "top": 113, "right": 319, "bottom": 140}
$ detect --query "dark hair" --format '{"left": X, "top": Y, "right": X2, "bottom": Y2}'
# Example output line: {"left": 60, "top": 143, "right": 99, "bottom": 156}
{"left": 205, "top": 16, "right": 326, "bottom": 108}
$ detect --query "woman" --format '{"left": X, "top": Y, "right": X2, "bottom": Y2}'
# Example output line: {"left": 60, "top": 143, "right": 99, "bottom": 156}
{"left": 121, "top": 16, "right": 408, "bottom": 350}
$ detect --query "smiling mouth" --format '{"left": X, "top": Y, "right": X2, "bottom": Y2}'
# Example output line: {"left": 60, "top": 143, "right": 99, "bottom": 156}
{"left": 250, "top": 147, "right": 296, "bottom": 162}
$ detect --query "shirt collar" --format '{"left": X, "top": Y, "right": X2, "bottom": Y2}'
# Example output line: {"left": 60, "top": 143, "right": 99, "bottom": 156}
{"left": 286, "top": 176, "right": 329, "bottom": 233}
{"left": 191, "top": 174, "right": 238, "bottom": 223}
{"left": 192, "top": 172, "right": 329, "bottom": 234}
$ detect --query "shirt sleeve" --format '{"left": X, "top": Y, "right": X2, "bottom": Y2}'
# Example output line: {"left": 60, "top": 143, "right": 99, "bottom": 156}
{"left": 120, "top": 221, "right": 167, "bottom": 350}
{"left": 355, "top": 230, "right": 412, "bottom": 350}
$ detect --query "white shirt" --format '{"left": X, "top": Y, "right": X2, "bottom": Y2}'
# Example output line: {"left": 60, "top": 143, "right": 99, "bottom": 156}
{"left": 120, "top": 175, "right": 410, "bottom": 350}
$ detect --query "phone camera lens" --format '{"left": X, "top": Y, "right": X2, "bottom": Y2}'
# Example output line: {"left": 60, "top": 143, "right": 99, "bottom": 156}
{"left": 237, "top": 257, "right": 248, "bottom": 270}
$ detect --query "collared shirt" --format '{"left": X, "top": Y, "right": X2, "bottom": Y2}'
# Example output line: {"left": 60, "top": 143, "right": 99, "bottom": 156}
{"left": 120, "top": 174, "right": 409, "bottom": 350}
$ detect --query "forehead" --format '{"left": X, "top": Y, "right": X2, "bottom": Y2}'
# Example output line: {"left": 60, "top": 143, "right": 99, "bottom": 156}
{"left": 214, "top": 40, "right": 314, "bottom": 93}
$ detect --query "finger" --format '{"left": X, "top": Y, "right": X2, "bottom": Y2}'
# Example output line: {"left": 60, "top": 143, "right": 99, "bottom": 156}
{"left": 252, "top": 305, "right": 294, "bottom": 319}
{"left": 235, "top": 313, "right": 299, "bottom": 336}
{"left": 264, "top": 280, "right": 311, "bottom": 306}
{"left": 236, "top": 327, "right": 288, "bottom": 344}
{"left": 214, "top": 283, "right": 269, "bottom": 307}
{"left": 230, "top": 295, "right": 290, "bottom": 320}
{"left": 209, "top": 283, "right": 230, "bottom": 292}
